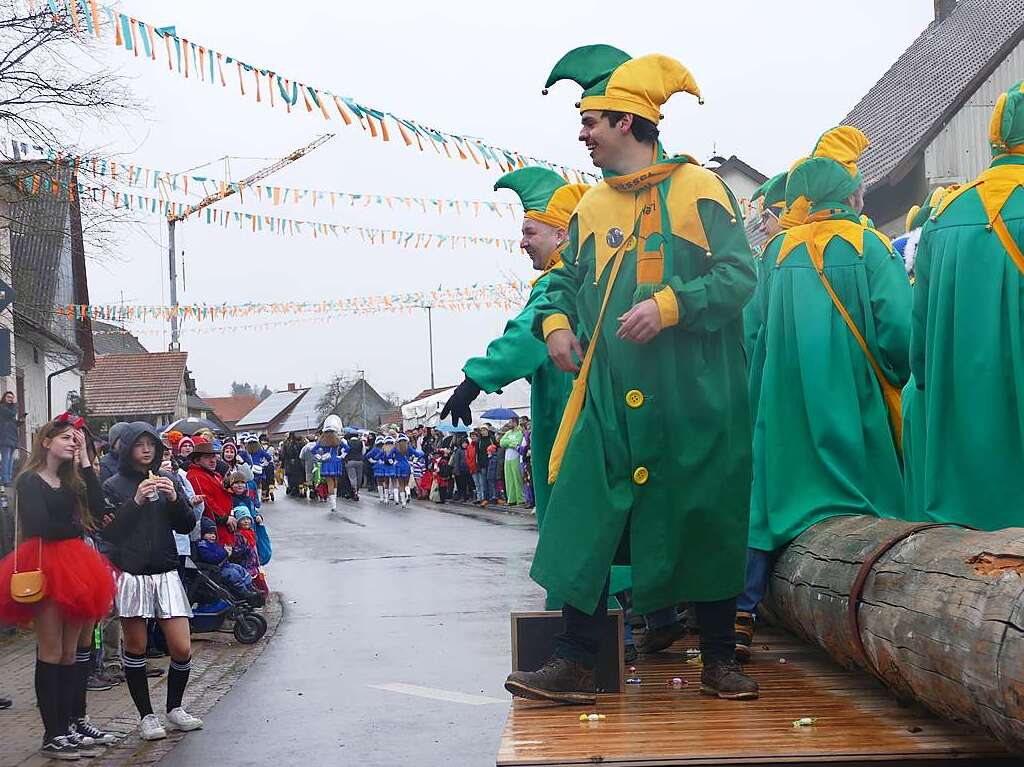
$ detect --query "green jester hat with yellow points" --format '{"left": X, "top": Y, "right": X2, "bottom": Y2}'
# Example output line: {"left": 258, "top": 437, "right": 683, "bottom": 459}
{"left": 493, "top": 167, "right": 588, "bottom": 232}
{"left": 543, "top": 44, "right": 702, "bottom": 124}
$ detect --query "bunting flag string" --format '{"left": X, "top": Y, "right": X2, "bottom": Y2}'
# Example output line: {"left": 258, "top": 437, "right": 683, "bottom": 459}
{"left": 6, "top": 137, "right": 524, "bottom": 218}
{"left": 60, "top": 282, "right": 529, "bottom": 324}
{"left": 15, "top": 173, "right": 521, "bottom": 250}
{"left": 38, "top": 1, "right": 596, "bottom": 182}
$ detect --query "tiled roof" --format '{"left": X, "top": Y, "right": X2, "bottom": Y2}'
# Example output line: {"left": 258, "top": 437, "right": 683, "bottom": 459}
{"left": 202, "top": 395, "right": 261, "bottom": 424}
{"left": 844, "top": 0, "right": 1024, "bottom": 189}
{"left": 408, "top": 386, "right": 455, "bottom": 403}
{"left": 91, "top": 320, "right": 148, "bottom": 356}
{"left": 83, "top": 352, "right": 187, "bottom": 417}
{"left": 234, "top": 389, "right": 304, "bottom": 428}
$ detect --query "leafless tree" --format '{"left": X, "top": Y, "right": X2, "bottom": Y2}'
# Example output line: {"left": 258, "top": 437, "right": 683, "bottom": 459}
{"left": 0, "top": 1, "right": 144, "bottom": 258}
{"left": 317, "top": 372, "right": 359, "bottom": 424}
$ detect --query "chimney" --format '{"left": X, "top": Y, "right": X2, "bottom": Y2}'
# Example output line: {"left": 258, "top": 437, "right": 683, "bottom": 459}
{"left": 934, "top": 0, "right": 956, "bottom": 22}
{"left": 287, "top": 382, "right": 296, "bottom": 391}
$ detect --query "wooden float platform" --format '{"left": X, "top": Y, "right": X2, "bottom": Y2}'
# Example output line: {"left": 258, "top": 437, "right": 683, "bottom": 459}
{"left": 496, "top": 628, "right": 1013, "bottom": 766}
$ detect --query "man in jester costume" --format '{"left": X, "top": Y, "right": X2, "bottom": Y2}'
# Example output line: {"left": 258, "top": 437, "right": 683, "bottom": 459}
{"left": 505, "top": 45, "right": 758, "bottom": 704}
{"left": 742, "top": 170, "right": 787, "bottom": 357}
{"left": 740, "top": 127, "right": 911, "bottom": 660}
{"left": 909, "top": 81, "right": 1024, "bottom": 531}
{"left": 440, "top": 167, "right": 587, "bottom": 528}
{"left": 894, "top": 186, "right": 954, "bottom": 521}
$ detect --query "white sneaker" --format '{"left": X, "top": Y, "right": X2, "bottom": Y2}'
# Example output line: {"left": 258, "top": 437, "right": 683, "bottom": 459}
{"left": 139, "top": 714, "right": 166, "bottom": 741}
{"left": 165, "top": 707, "right": 203, "bottom": 732}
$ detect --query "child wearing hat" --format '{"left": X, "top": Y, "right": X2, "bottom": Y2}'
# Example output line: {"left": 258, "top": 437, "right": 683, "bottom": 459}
{"left": 195, "top": 518, "right": 257, "bottom": 599}
{"left": 228, "top": 507, "right": 267, "bottom": 596}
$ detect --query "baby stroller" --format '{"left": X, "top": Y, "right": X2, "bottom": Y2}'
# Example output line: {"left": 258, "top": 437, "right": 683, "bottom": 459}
{"left": 182, "top": 555, "right": 268, "bottom": 645}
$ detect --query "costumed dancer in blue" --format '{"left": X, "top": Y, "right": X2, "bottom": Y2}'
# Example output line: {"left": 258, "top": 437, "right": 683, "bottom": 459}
{"left": 247, "top": 434, "right": 275, "bottom": 503}
{"left": 392, "top": 434, "right": 424, "bottom": 508}
{"left": 313, "top": 416, "right": 345, "bottom": 514}
{"left": 379, "top": 436, "right": 397, "bottom": 506}
{"left": 365, "top": 436, "right": 386, "bottom": 504}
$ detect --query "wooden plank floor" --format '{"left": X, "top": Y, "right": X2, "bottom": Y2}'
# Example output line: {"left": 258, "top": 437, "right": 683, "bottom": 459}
{"left": 496, "top": 628, "right": 1013, "bottom": 766}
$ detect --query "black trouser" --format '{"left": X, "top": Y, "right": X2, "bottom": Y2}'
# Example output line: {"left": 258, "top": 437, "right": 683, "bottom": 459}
{"left": 555, "top": 578, "right": 737, "bottom": 668}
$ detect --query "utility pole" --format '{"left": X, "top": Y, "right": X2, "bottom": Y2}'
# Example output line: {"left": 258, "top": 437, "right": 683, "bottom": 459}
{"left": 356, "top": 369, "right": 366, "bottom": 427}
{"left": 422, "top": 305, "right": 435, "bottom": 389}
{"left": 164, "top": 134, "right": 335, "bottom": 350}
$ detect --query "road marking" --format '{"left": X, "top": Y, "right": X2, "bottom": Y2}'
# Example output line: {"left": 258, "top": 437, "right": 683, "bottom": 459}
{"left": 370, "top": 682, "right": 506, "bottom": 705}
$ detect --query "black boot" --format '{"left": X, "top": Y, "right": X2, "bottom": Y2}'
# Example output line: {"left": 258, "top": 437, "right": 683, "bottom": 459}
{"left": 504, "top": 655, "right": 596, "bottom": 705}
{"left": 700, "top": 657, "right": 759, "bottom": 700}
{"left": 637, "top": 619, "right": 687, "bottom": 654}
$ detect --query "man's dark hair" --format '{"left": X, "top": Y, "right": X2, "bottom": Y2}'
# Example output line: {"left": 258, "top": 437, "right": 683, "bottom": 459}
{"left": 602, "top": 111, "right": 660, "bottom": 144}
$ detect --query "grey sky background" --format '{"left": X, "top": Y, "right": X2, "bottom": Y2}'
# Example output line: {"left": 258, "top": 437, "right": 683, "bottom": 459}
{"left": 77, "top": 0, "right": 932, "bottom": 400}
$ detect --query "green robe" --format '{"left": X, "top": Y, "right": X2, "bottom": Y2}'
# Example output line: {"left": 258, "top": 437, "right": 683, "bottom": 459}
{"left": 910, "top": 155, "right": 1024, "bottom": 531}
{"left": 463, "top": 275, "right": 631, "bottom": 609}
{"left": 748, "top": 214, "right": 911, "bottom": 552}
{"left": 463, "top": 274, "right": 571, "bottom": 522}
{"left": 533, "top": 162, "right": 755, "bottom": 615}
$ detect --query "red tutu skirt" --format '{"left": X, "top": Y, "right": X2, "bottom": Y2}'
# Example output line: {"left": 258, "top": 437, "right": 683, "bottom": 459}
{"left": 0, "top": 538, "right": 116, "bottom": 625}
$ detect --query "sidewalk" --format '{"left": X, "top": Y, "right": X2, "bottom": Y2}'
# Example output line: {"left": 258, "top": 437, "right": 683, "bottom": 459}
{"left": 0, "top": 594, "right": 282, "bottom": 767}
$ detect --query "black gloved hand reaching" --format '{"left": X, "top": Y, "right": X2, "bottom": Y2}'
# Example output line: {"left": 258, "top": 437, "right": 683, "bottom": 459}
{"left": 440, "top": 377, "right": 482, "bottom": 427}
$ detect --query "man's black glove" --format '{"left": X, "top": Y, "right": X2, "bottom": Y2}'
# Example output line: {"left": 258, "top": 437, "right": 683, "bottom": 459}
{"left": 440, "top": 377, "right": 482, "bottom": 427}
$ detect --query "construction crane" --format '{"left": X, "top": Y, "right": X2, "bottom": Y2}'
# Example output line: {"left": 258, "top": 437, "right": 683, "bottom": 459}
{"left": 164, "top": 133, "right": 335, "bottom": 350}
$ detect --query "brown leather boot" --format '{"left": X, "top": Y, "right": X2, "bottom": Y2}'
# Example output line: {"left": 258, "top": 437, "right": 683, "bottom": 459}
{"left": 734, "top": 611, "right": 755, "bottom": 663}
{"left": 700, "top": 657, "right": 759, "bottom": 700}
{"left": 637, "top": 619, "right": 687, "bottom": 654}
{"left": 504, "top": 655, "right": 596, "bottom": 705}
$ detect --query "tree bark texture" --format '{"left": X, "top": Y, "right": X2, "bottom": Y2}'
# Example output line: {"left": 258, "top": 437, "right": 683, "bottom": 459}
{"left": 763, "top": 515, "right": 1024, "bottom": 754}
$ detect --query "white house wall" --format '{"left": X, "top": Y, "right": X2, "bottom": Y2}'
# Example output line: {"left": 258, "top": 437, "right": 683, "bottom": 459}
{"left": 925, "top": 36, "right": 1024, "bottom": 186}
{"left": 15, "top": 335, "right": 82, "bottom": 442}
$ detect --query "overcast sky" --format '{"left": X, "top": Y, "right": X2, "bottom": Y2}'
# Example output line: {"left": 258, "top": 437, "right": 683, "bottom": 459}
{"left": 74, "top": 0, "right": 933, "bottom": 400}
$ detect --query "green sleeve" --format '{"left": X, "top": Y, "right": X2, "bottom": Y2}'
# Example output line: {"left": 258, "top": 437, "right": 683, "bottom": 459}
{"left": 910, "top": 228, "right": 933, "bottom": 391}
{"left": 462, "top": 281, "right": 551, "bottom": 393}
{"left": 865, "top": 233, "right": 912, "bottom": 387}
{"left": 532, "top": 216, "right": 585, "bottom": 341}
{"left": 664, "top": 196, "right": 756, "bottom": 334}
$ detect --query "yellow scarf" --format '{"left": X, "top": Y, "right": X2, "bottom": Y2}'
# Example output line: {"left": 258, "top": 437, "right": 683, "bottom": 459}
{"left": 548, "top": 155, "right": 688, "bottom": 483}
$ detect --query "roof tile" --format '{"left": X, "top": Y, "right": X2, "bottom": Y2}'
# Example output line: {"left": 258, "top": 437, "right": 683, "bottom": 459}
{"left": 83, "top": 352, "right": 187, "bottom": 417}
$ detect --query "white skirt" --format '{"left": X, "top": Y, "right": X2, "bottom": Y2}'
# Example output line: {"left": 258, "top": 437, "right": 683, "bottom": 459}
{"left": 115, "top": 570, "right": 193, "bottom": 619}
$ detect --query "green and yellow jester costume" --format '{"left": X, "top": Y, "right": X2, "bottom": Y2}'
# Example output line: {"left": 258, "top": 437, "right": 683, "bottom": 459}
{"left": 909, "top": 81, "right": 1024, "bottom": 531}
{"left": 743, "top": 171, "right": 788, "bottom": 358}
{"left": 532, "top": 46, "right": 756, "bottom": 616}
{"left": 748, "top": 127, "right": 911, "bottom": 553}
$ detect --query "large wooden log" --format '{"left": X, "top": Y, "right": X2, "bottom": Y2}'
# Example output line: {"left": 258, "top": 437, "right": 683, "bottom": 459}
{"left": 763, "top": 515, "right": 1024, "bottom": 754}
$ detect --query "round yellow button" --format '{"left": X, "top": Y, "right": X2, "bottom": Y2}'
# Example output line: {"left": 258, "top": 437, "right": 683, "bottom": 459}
{"left": 633, "top": 466, "right": 649, "bottom": 485}
{"left": 624, "top": 235, "right": 637, "bottom": 251}
{"left": 625, "top": 389, "right": 644, "bottom": 408}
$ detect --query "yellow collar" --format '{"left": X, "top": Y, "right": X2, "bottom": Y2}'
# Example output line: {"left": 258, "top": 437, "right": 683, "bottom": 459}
{"left": 776, "top": 219, "right": 867, "bottom": 266}
{"left": 935, "top": 162, "right": 1024, "bottom": 223}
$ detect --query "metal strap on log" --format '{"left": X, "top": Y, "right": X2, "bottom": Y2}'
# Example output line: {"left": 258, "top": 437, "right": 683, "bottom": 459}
{"left": 845, "top": 521, "right": 974, "bottom": 679}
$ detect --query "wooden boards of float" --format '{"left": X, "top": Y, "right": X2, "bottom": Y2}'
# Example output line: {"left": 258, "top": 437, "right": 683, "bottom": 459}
{"left": 495, "top": 627, "right": 1011, "bottom": 766}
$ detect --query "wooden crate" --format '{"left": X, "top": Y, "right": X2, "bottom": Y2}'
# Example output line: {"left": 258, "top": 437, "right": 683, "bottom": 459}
{"left": 511, "top": 610, "right": 624, "bottom": 694}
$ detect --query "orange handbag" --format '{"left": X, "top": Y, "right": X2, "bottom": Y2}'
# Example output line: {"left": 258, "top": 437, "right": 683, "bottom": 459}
{"left": 11, "top": 505, "right": 45, "bottom": 604}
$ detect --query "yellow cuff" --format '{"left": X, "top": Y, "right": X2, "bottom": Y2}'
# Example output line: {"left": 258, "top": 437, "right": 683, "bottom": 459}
{"left": 652, "top": 287, "right": 679, "bottom": 328}
{"left": 542, "top": 314, "right": 572, "bottom": 339}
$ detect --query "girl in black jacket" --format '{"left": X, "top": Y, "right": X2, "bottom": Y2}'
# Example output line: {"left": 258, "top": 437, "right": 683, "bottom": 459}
{"left": 0, "top": 414, "right": 117, "bottom": 760}
{"left": 101, "top": 422, "right": 203, "bottom": 742}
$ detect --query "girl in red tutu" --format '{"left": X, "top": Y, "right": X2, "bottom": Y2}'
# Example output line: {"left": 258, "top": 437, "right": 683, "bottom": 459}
{"left": 0, "top": 413, "right": 117, "bottom": 760}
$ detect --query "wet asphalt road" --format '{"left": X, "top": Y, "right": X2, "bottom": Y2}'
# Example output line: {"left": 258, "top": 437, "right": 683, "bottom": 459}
{"left": 159, "top": 492, "right": 541, "bottom": 767}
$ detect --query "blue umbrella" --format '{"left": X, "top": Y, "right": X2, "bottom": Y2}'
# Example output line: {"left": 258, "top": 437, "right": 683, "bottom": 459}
{"left": 435, "top": 422, "right": 470, "bottom": 433}
{"left": 481, "top": 407, "right": 519, "bottom": 420}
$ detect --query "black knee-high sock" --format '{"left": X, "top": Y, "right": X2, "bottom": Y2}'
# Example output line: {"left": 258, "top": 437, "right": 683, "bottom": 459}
{"left": 35, "top": 659, "right": 62, "bottom": 741}
{"left": 57, "top": 663, "right": 76, "bottom": 737}
{"left": 166, "top": 656, "right": 191, "bottom": 712}
{"left": 122, "top": 651, "right": 153, "bottom": 717}
{"left": 71, "top": 647, "right": 92, "bottom": 721}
